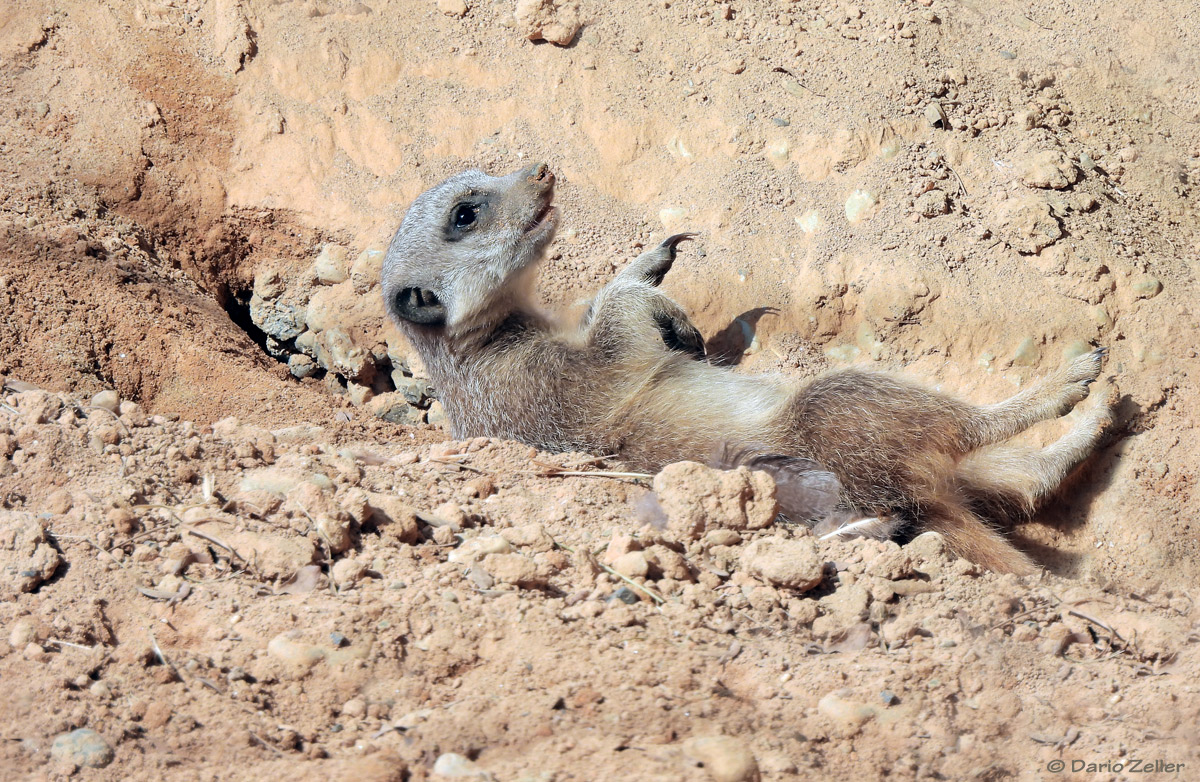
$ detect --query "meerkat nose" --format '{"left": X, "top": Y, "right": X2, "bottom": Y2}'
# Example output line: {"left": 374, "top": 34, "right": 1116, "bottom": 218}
{"left": 521, "top": 162, "right": 554, "bottom": 187}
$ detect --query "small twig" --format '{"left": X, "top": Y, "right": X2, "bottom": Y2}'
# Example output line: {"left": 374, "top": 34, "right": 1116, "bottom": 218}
{"left": 556, "top": 541, "right": 664, "bottom": 604}
{"left": 945, "top": 163, "right": 969, "bottom": 196}
{"left": 1067, "top": 608, "right": 1130, "bottom": 648}
{"left": 47, "top": 638, "right": 94, "bottom": 651}
{"left": 185, "top": 528, "right": 247, "bottom": 564}
{"left": 428, "top": 457, "right": 486, "bottom": 474}
{"left": 248, "top": 731, "right": 285, "bottom": 757}
{"left": 532, "top": 467, "right": 653, "bottom": 481}
{"left": 83, "top": 404, "right": 131, "bottom": 437}
{"left": 148, "top": 629, "right": 185, "bottom": 684}
{"left": 62, "top": 534, "right": 128, "bottom": 569}
{"left": 0, "top": 403, "right": 18, "bottom": 416}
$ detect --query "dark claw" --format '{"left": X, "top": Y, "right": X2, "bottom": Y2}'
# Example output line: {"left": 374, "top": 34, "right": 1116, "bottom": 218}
{"left": 660, "top": 232, "right": 697, "bottom": 253}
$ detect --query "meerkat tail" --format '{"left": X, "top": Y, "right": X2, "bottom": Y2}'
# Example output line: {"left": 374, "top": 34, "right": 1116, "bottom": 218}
{"left": 918, "top": 498, "right": 1038, "bottom": 575}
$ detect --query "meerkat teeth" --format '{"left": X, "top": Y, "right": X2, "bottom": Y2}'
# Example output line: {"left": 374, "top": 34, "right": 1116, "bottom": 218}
{"left": 381, "top": 163, "right": 1118, "bottom": 575}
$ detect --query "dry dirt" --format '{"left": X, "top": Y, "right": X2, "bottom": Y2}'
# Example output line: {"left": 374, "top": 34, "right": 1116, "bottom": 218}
{"left": 2, "top": 1, "right": 1199, "bottom": 780}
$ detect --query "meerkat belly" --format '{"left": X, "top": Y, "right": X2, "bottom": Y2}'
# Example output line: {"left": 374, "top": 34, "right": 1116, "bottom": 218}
{"left": 601, "top": 359, "right": 793, "bottom": 472}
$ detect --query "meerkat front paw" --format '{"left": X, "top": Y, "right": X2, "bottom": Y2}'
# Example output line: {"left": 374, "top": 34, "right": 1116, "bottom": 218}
{"left": 651, "top": 296, "right": 706, "bottom": 359}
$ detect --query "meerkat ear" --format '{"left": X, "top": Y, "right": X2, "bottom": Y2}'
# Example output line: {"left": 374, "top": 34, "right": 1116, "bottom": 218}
{"left": 394, "top": 287, "right": 447, "bottom": 325}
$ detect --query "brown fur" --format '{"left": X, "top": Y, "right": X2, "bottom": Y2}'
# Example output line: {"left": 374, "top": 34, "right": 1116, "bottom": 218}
{"left": 381, "top": 163, "right": 1116, "bottom": 575}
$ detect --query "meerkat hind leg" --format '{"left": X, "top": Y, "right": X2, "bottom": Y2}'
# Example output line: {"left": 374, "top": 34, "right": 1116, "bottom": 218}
{"left": 956, "top": 386, "right": 1116, "bottom": 521}
{"left": 959, "top": 348, "right": 1107, "bottom": 450}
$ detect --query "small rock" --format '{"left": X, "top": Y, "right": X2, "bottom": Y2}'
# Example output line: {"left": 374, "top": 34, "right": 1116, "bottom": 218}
{"left": 9, "top": 616, "right": 38, "bottom": 646}
{"left": 704, "top": 529, "right": 742, "bottom": 547}
{"left": 720, "top": 58, "right": 746, "bottom": 75}
{"left": 1018, "top": 149, "right": 1080, "bottom": 190}
{"left": 989, "top": 193, "right": 1062, "bottom": 253}
{"left": 367, "top": 494, "right": 421, "bottom": 543}
{"left": 50, "top": 729, "right": 114, "bottom": 769}
{"left": 498, "top": 523, "right": 555, "bottom": 552}
{"left": 427, "top": 400, "right": 448, "bottom": 427}
{"left": 90, "top": 389, "right": 120, "bottom": 413}
{"left": 312, "top": 244, "right": 350, "bottom": 284}
{"left": 683, "top": 735, "right": 760, "bottom": 782}
{"left": 332, "top": 558, "right": 368, "bottom": 586}
{"left": 288, "top": 354, "right": 319, "bottom": 379}
{"left": 844, "top": 189, "right": 878, "bottom": 224}
{"left": 1, "top": 513, "right": 63, "bottom": 596}
{"left": 341, "top": 697, "right": 367, "bottom": 718}
{"left": 1012, "top": 336, "right": 1041, "bottom": 367}
{"left": 267, "top": 631, "right": 326, "bottom": 671}
{"left": 350, "top": 248, "right": 385, "bottom": 293}
{"left": 394, "top": 376, "right": 431, "bottom": 406}
{"left": 611, "top": 551, "right": 650, "bottom": 579}
{"left": 449, "top": 535, "right": 513, "bottom": 563}
{"left": 17, "top": 389, "right": 62, "bottom": 424}
{"left": 863, "top": 544, "right": 914, "bottom": 580}
{"left": 437, "top": 0, "right": 468, "bottom": 16}
{"left": 644, "top": 545, "right": 691, "bottom": 581}
{"left": 316, "top": 513, "right": 354, "bottom": 554}
{"left": 250, "top": 294, "right": 306, "bottom": 342}
{"left": 515, "top": 0, "right": 580, "bottom": 46}
{"left": 924, "top": 102, "right": 949, "bottom": 129}
{"left": 610, "top": 586, "right": 640, "bottom": 604}
{"left": 107, "top": 507, "right": 140, "bottom": 535}
{"left": 252, "top": 268, "right": 285, "bottom": 299}
{"left": 1131, "top": 275, "right": 1162, "bottom": 300}
{"left": 818, "top": 689, "right": 877, "bottom": 732}
{"left": 915, "top": 189, "right": 949, "bottom": 218}
{"left": 367, "top": 393, "right": 425, "bottom": 425}
{"left": 906, "top": 530, "right": 950, "bottom": 571}
{"left": 45, "top": 489, "right": 73, "bottom": 515}
{"left": 741, "top": 536, "right": 823, "bottom": 592}
{"left": 433, "top": 752, "right": 490, "bottom": 778}
{"left": 652, "top": 461, "right": 778, "bottom": 541}
{"left": 484, "top": 552, "right": 546, "bottom": 588}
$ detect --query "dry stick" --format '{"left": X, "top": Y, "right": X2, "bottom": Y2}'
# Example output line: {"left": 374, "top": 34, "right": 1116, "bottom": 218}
{"left": 47, "top": 638, "right": 94, "bottom": 651}
{"left": 945, "top": 163, "right": 969, "bottom": 197}
{"left": 530, "top": 460, "right": 653, "bottom": 481}
{"left": 1067, "top": 608, "right": 1131, "bottom": 648}
{"left": 248, "top": 732, "right": 285, "bottom": 758}
{"left": 0, "top": 403, "right": 18, "bottom": 416}
{"left": 428, "top": 457, "right": 486, "bottom": 475}
{"left": 83, "top": 404, "right": 131, "bottom": 437}
{"left": 555, "top": 541, "right": 665, "bottom": 605}
{"left": 148, "top": 629, "right": 186, "bottom": 685}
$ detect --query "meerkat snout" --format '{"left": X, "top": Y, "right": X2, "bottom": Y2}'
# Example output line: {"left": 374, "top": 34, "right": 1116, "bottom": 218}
{"left": 383, "top": 162, "right": 559, "bottom": 333}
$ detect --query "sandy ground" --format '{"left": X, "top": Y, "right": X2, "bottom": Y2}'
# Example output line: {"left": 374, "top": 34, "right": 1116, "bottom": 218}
{"left": 1, "top": 0, "right": 1199, "bottom": 779}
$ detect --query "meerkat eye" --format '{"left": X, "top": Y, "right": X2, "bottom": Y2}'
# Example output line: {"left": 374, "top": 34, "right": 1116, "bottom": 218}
{"left": 451, "top": 203, "right": 477, "bottom": 228}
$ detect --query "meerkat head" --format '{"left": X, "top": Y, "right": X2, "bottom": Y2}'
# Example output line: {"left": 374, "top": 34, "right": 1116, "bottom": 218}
{"left": 382, "top": 162, "right": 558, "bottom": 335}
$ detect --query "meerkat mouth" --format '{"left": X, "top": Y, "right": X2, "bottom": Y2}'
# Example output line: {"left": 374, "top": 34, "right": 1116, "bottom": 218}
{"left": 524, "top": 200, "right": 557, "bottom": 235}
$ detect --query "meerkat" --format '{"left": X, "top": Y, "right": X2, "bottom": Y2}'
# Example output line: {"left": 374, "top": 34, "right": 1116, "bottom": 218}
{"left": 381, "top": 163, "right": 1115, "bottom": 575}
